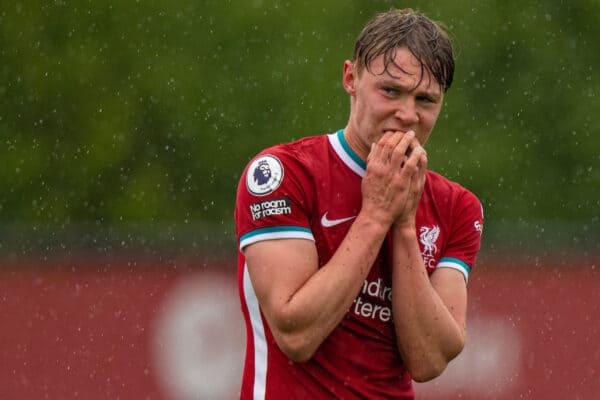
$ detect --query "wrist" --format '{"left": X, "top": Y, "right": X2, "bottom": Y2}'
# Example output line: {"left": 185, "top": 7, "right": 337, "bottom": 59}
{"left": 354, "top": 211, "right": 392, "bottom": 237}
{"left": 392, "top": 222, "right": 416, "bottom": 238}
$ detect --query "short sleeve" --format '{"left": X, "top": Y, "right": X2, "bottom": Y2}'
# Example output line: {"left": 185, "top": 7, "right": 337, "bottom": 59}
{"left": 437, "top": 190, "right": 484, "bottom": 283}
{"left": 234, "top": 148, "right": 316, "bottom": 252}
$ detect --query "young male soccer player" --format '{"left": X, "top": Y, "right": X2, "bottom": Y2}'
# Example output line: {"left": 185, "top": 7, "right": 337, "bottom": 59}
{"left": 235, "top": 8, "right": 484, "bottom": 399}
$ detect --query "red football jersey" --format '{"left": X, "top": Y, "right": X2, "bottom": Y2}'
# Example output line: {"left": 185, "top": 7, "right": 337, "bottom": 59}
{"left": 235, "top": 130, "right": 483, "bottom": 399}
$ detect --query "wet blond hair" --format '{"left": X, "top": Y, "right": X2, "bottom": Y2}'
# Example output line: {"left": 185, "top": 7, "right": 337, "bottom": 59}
{"left": 353, "top": 8, "right": 455, "bottom": 92}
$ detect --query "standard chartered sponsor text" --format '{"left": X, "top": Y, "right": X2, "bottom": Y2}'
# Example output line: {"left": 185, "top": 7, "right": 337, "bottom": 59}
{"left": 352, "top": 278, "right": 392, "bottom": 322}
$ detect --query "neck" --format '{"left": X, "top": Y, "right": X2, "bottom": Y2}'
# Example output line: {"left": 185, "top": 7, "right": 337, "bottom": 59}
{"left": 342, "top": 124, "right": 370, "bottom": 162}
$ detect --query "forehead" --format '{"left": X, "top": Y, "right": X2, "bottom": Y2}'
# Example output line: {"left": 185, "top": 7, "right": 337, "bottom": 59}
{"left": 365, "top": 48, "right": 441, "bottom": 91}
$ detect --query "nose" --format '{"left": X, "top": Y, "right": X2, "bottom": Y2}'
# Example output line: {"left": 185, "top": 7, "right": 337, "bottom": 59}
{"left": 394, "top": 97, "right": 419, "bottom": 127}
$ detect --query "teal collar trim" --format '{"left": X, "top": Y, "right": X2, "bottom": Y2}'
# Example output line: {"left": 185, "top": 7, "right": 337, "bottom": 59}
{"left": 336, "top": 129, "right": 366, "bottom": 170}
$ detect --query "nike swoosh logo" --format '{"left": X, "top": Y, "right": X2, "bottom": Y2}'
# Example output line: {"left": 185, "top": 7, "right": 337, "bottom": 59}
{"left": 321, "top": 212, "right": 356, "bottom": 228}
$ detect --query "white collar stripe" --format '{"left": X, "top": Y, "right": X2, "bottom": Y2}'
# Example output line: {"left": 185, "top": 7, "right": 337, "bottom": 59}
{"left": 328, "top": 130, "right": 365, "bottom": 177}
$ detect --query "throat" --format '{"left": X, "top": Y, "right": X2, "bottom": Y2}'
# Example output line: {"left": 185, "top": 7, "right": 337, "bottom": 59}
{"left": 342, "top": 128, "right": 369, "bottom": 162}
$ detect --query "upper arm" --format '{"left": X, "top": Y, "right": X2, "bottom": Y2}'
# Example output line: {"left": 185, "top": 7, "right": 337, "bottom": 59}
{"left": 244, "top": 238, "right": 319, "bottom": 331}
{"left": 430, "top": 267, "right": 468, "bottom": 337}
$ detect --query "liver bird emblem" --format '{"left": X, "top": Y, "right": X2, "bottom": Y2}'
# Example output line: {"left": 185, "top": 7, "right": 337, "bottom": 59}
{"left": 419, "top": 225, "right": 440, "bottom": 256}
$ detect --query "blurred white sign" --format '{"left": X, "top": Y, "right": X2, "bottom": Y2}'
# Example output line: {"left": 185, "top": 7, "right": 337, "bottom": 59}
{"left": 151, "top": 272, "right": 245, "bottom": 400}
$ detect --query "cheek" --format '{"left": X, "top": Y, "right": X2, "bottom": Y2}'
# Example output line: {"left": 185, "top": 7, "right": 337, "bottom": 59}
{"left": 421, "top": 115, "right": 436, "bottom": 130}
{"left": 419, "top": 114, "right": 441, "bottom": 143}
{"left": 360, "top": 100, "right": 390, "bottom": 124}
{"left": 354, "top": 97, "right": 373, "bottom": 123}
{"left": 421, "top": 106, "right": 442, "bottom": 127}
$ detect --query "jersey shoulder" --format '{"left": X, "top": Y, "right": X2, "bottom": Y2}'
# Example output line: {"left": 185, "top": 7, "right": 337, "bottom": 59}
{"left": 235, "top": 134, "right": 331, "bottom": 247}
{"left": 242, "top": 134, "right": 332, "bottom": 193}
{"left": 255, "top": 134, "right": 329, "bottom": 164}
{"left": 425, "top": 170, "right": 482, "bottom": 211}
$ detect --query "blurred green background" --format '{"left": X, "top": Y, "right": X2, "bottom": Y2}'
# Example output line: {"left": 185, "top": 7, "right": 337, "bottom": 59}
{"left": 1, "top": 0, "right": 598, "bottom": 257}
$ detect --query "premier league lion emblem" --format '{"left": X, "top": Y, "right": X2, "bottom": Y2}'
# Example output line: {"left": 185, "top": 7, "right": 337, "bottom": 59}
{"left": 254, "top": 160, "right": 272, "bottom": 185}
{"left": 246, "top": 154, "right": 284, "bottom": 196}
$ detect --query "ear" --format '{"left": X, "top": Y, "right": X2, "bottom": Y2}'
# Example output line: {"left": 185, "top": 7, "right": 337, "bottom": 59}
{"left": 342, "top": 60, "right": 357, "bottom": 95}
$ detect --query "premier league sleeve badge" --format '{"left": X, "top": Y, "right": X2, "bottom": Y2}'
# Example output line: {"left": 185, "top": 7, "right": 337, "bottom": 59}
{"left": 246, "top": 154, "right": 284, "bottom": 196}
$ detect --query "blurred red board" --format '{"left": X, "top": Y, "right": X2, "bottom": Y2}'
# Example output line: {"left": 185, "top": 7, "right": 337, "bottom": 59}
{"left": 416, "top": 254, "right": 600, "bottom": 399}
{"left": 0, "top": 254, "right": 598, "bottom": 399}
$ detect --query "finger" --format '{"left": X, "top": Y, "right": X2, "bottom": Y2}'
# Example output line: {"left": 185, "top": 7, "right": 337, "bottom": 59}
{"left": 366, "top": 142, "right": 375, "bottom": 163}
{"left": 372, "top": 131, "right": 399, "bottom": 163}
{"left": 401, "top": 131, "right": 423, "bottom": 157}
{"left": 417, "top": 152, "right": 428, "bottom": 187}
{"left": 417, "top": 149, "right": 428, "bottom": 172}
{"left": 403, "top": 144, "right": 427, "bottom": 173}
{"left": 389, "top": 130, "right": 415, "bottom": 166}
{"left": 400, "top": 154, "right": 408, "bottom": 169}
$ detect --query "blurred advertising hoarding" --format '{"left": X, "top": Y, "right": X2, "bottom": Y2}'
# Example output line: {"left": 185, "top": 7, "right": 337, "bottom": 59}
{"left": 1, "top": 254, "right": 598, "bottom": 399}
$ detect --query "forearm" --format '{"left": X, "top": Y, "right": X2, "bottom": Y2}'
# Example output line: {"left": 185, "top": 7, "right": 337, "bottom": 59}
{"left": 263, "top": 212, "right": 390, "bottom": 361}
{"left": 391, "top": 225, "right": 465, "bottom": 381}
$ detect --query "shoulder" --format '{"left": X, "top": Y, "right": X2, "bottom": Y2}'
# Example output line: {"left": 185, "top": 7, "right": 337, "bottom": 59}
{"left": 242, "top": 134, "right": 329, "bottom": 181}
{"left": 255, "top": 134, "right": 328, "bottom": 160}
{"left": 425, "top": 170, "right": 484, "bottom": 229}
{"left": 237, "top": 133, "right": 329, "bottom": 196}
{"left": 424, "top": 172, "right": 484, "bottom": 277}
{"left": 425, "top": 170, "right": 481, "bottom": 207}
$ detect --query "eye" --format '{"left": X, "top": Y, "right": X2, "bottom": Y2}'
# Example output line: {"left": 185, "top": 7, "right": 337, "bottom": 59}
{"left": 383, "top": 87, "right": 399, "bottom": 96}
{"left": 417, "top": 95, "right": 437, "bottom": 104}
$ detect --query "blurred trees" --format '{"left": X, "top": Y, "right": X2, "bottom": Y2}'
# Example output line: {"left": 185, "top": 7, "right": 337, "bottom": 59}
{"left": 0, "top": 0, "right": 598, "bottom": 251}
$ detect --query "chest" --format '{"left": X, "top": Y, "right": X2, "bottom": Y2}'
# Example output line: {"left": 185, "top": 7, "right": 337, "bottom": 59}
{"left": 309, "top": 168, "right": 449, "bottom": 274}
